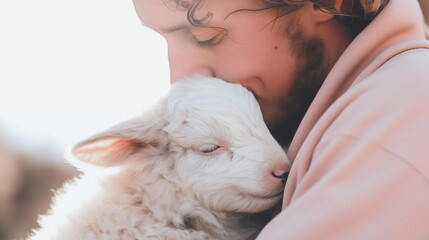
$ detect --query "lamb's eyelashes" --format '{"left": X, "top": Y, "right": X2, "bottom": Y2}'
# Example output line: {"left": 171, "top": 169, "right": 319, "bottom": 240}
{"left": 195, "top": 144, "right": 222, "bottom": 154}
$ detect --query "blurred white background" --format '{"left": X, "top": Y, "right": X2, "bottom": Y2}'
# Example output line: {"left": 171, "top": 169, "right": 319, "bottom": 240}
{"left": 0, "top": 0, "right": 170, "bottom": 159}
{"left": 0, "top": 1, "right": 170, "bottom": 237}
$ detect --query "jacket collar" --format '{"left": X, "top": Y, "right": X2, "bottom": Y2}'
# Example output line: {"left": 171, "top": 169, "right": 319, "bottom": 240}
{"left": 288, "top": 0, "right": 427, "bottom": 160}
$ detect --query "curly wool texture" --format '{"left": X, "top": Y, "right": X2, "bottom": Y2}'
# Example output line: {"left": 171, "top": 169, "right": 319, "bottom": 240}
{"left": 28, "top": 76, "right": 289, "bottom": 240}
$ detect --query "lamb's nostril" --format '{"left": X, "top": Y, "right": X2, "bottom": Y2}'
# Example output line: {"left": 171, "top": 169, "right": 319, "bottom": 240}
{"left": 281, "top": 171, "right": 289, "bottom": 184}
{"left": 271, "top": 170, "right": 289, "bottom": 184}
{"left": 272, "top": 170, "right": 285, "bottom": 178}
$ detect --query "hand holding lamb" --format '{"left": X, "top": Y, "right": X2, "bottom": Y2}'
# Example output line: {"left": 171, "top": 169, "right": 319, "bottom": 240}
{"left": 29, "top": 76, "right": 290, "bottom": 240}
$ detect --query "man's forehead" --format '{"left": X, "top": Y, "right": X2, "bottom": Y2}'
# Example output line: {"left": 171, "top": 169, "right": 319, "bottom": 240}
{"left": 132, "top": 0, "right": 260, "bottom": 31}
{"left": 133, "top": 0, "right": 189, "bottom": 31}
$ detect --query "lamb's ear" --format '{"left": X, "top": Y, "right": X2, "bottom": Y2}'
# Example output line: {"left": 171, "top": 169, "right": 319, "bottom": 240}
{"left": 72, "top": 107, "right": 167, "bottom": 167}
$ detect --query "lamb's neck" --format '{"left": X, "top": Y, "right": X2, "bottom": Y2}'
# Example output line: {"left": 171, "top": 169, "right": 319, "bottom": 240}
{"left": 99, "top": 165, "right": 263, "bottom": 239}
{"left": 209, "top": 210, "right": 270, "bottom": 240}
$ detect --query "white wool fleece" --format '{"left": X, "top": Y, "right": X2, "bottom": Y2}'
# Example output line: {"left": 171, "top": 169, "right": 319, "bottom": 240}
{"left": 29, "top": 76, "right": 290, "bottom": 240}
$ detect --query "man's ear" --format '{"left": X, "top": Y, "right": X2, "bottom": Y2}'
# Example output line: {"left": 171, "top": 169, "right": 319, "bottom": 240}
{"left": 72, "top": 106, "right": 167, "bottom": 167}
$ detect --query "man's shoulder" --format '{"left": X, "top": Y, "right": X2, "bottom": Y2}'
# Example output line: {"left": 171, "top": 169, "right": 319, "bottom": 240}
{"left": 319, "top": 45, "right": 429, "bottom": 180}
{"left": 334, "top": 46, "right": 429, "bottom": 120}
{"left": 366, "top": 45, "right": 429, "bottom": 83}
{"left": 352, "top": 46, "right": 429, "bottom": 101}
{"left": 381, "top": 46, "right": 429, "bottom": 77}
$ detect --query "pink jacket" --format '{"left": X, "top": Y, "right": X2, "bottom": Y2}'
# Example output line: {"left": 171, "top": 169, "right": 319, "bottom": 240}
{"left": 257, "top": 0, "right": 429, "bottom": 239}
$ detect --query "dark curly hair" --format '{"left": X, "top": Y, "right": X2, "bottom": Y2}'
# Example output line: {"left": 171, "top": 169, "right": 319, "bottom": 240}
{"left": 165, "top": 0, "right": 390, "bottom": 38}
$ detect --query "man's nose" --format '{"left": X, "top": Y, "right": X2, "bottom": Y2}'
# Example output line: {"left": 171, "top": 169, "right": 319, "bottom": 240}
{"left": 191, "top": 67, "right": 216, "bottom": 78}
{"left": 168, "top": 44, "right": 215, "bottom": 83}
{"left": 169, "top": 65, "right": 215, "bottom": 84}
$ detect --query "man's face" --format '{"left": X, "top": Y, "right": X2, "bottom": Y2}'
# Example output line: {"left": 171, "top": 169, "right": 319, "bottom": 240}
{"left": 133, "top": 0, "right": 328, "bottom": 145}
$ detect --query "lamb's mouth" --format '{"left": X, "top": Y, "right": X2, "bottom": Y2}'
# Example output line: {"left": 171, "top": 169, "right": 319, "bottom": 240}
{"left": 242, "top": 191, "right": 283, "bottom": 200}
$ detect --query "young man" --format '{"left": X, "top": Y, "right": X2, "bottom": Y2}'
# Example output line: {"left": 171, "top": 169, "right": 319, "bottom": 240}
{"left": 133, "top": 0, "right": 429, "bottom": 239}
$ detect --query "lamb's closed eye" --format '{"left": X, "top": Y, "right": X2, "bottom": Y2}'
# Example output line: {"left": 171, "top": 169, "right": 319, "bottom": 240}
{"left": 29, "top": 76, "right": 290, "bottom": 240}
{"left": 196, "top": 144, "right": 222, "bottom": 154}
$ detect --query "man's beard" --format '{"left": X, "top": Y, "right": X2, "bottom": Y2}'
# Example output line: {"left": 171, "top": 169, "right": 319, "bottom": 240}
{"left": 268, "top": 29, "right": 329, "bottom": 147}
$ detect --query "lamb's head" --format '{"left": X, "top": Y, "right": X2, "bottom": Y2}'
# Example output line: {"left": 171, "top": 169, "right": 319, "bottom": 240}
{"left": 72, "top": 76, "right": 290, "bottom": 214}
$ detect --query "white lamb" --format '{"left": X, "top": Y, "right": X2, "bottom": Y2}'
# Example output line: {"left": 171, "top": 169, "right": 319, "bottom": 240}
{"left": 29, "top": 76, "right": 290, "bottom": 240}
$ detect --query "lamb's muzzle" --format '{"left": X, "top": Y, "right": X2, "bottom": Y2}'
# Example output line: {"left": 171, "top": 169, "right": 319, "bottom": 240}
{"left": 272, "top": 170, "right": 289, "bottom": 184}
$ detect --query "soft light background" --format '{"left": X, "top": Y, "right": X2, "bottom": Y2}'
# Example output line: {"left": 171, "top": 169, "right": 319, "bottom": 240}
{"left": 0, "top": 1, "right": 169, "bottom": 238}
{"left": 0, "top": 0, "right": 170, "bottom": 159}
